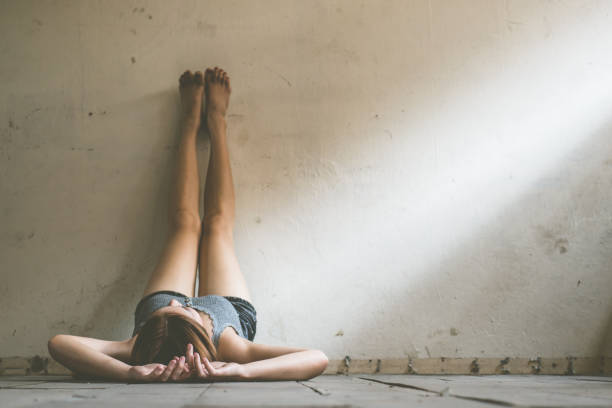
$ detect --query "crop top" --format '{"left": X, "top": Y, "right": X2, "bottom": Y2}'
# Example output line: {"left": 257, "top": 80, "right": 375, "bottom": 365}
{"left": 132, "top": 292, "right": 244, "bottom": 348}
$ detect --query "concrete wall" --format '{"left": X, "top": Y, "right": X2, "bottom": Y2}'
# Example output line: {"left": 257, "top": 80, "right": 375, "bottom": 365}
{"left": 1, "top": 0, "right": 611, "bottom": 363}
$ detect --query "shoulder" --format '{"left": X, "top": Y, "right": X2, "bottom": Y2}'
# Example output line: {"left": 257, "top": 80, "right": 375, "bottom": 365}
{"left": 217, "top": 327, "right": 252, "bottom": 363}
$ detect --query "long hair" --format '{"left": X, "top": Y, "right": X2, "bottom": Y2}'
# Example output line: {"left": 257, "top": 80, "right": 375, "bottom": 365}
{"left": 130, "top": 311, "right": 217, "bottom": 365}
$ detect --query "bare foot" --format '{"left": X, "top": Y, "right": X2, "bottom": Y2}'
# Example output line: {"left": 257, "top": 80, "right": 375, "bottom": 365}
{"left": 179, "top": 70, "right": 204, "bottom": 128}
{"left": 204, "top": 66, "right": 231, "bottom": 124}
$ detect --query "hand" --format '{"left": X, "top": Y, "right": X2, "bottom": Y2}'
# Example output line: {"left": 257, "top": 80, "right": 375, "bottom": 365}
{"left": 170, "top": 343, "right": 245, "bottom": 381}
{"left": 128, "top": 363, "right": 167, "bottom": 382}
{"left": 128, "top": 356, "right": 191, "bottom": 382}
{"left": 191, "top": 352, "right": 246, "bottom": 381}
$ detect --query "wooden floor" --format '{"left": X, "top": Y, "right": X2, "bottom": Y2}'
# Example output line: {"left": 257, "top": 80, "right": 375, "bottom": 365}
{"left": 1, "top": 374, "right": 611, "bottom": 407}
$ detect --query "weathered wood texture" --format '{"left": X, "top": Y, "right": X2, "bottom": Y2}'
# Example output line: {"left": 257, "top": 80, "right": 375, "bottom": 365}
{"left": 1, "top": 374, "right": 612, "bottom": 407}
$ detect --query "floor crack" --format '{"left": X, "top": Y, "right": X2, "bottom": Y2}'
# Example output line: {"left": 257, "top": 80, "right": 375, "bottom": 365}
{"left": 357, "top": 376, "right": 435, "bottom": 394}
{"left": 358, "top": 377, "right": 516, "bottom": 407}
{"left": 194, "top": 382, "right": 213, "bottom": 400}
{"left": 297, "top": 380, "right": 331, "bottom": 396}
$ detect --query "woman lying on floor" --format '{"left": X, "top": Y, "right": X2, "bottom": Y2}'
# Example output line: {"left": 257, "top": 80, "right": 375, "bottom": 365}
{"left": 48, "top": 67, "right": 329, "bottom": 382}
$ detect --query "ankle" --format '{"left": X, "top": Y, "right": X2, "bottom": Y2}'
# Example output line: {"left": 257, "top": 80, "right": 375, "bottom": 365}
{"left": 206, "top": 111, "right": 226, "bottom": 130}
{"left": 207, "top": 109, "right": 226, "bottom": 121}
{"left": 181, "top": 114, "right": 201, "bottom": 131}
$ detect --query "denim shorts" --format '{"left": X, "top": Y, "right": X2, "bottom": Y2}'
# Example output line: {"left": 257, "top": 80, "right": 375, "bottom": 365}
{"left": 134, "top": 290, "right": 257, "bottom": 341}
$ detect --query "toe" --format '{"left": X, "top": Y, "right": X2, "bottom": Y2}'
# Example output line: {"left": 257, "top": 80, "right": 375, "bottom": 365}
{"left": 194, "top": 70, "right": 204, "bottom": 85}
{"left": 205, "top": 68, "right": 213, "bottom": 82}
{"left": 179, "top": 70, "right": 192, "bottom": 86}
{"left": 215, "top": 68, "right": 222, "bottom": 82}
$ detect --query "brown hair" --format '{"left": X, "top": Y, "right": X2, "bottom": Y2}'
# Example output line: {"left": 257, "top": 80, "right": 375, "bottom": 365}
{"left": 130, "top": 311, "right": 217, "bottom": 365}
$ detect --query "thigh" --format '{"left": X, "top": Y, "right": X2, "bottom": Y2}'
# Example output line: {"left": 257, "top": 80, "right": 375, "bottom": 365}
{"left": 142, "top": 229, "right": 199, "bottom": 298}
{"left": 197, "top": 226, "right": 251, "bottom": 302}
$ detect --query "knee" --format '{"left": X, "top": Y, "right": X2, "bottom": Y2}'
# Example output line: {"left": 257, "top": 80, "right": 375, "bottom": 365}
{"left": 202, "top": 214, "right": 233, "bottom": 235}
{"left": 170, "top": 209, "right": 201, "bottom": 234}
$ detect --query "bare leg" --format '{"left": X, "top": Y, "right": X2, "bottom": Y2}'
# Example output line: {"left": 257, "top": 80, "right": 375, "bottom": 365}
{"left": 142, "top": 71, "right": 204, "bottom": 298}
{"left": 197, "top": 67, "right": 251, "bottom": 301}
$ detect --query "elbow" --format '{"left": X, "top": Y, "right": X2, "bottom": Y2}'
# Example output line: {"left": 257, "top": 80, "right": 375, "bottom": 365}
{"left": 309, "top": 350, "right": 329, "bottom": 378}
{"left": 47, "top": 334, "right": 64, "bottom": 359}
{"left": 319, "top": 350, "right": 329, "bottom": 374}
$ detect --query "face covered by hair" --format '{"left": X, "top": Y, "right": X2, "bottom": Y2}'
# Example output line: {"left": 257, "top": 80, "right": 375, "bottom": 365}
{"left": 130, "top": 312, "right": 217, "bottom": 365}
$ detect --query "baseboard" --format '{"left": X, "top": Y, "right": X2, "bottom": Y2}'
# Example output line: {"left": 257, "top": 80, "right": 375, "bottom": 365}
{"left": 323, "top": 356, "right": 612, "bottom": 376}
{"left": 1, "top": 356, "right": 610, "bottom": 376}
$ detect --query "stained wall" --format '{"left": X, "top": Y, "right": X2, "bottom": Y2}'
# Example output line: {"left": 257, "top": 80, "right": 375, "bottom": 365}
{"left": 1, "top": 0, "right": 611, "bottom": 361}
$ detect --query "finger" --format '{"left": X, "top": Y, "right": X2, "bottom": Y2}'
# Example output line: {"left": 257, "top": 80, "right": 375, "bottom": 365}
{"left": 178, "top": 365, "right": 191, "bottom": 381}
{"left": 179, "top": 356, "right": 192, "bottom": 381}
{"left": 186, "top": 343, "right": 195, "bottom": 369}
{"left": 147, "top": 364, "right": 166, "bottom": 380}
{"left": 160, "top": 359, "right": 177, "bottom": 381}
{"left": 171, "top": 356, "right": 186, "bottom": 381}
{"left": 194, "top": 353, "right": 208, "bottom": 378}
{"left": 202, "top": 357, "right": 216, "bottom": 376}
{"left": 160, "top": 359, "right": 177, "bottom": 382}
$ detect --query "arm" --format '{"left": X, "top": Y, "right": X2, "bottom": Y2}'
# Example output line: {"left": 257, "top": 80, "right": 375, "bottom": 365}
{"left": 47, "top": 334, "right": 134, "bottom": 381}
{"left": 240, "top": 349, "right": 329, "bottom": 381}
{"left": 208, "top": 335, "right": 329, "bottom": 381}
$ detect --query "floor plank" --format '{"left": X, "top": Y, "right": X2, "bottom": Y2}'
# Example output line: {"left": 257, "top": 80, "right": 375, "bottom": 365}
{"left": 1, "top": 374, "right": 611, "bottom": 407}
{"left": 305, "top": 375, "right": 501, "bottom": 407}
{"left": 187, "top": 380, "right": 330, "bottom": 407}
{"left": 360, "top": 375, "right": 612, "bottom": 407}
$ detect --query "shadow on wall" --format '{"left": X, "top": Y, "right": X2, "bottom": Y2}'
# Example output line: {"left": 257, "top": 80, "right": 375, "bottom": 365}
{"left": 79, "top": 89, "right": 189, "bottom": 340}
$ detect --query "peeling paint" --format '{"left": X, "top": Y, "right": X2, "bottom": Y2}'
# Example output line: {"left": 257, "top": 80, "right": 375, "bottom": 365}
{"left": 566, "top": 356, "right": 575, "bottom": 375}
{"left": 470, "top": 358, "right": 480, "bottom": 374}
{"left": 528, "top": 357, "right": 542, "bottom": 374}
{"left": 405, "top": 358, "right": 417, "bottom": 374}
{"left": 497, "top": 357, "right": 511, "bottom": 374}
{"left": 28, "top": 355, "right": 46, "bottom": 373}
{"left": 338, "top": 355, "right": 351, "bottom": 375}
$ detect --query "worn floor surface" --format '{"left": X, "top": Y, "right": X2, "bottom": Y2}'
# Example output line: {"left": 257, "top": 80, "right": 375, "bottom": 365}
{"left": 1, "top": 374, "right": 611, "bottom": 407}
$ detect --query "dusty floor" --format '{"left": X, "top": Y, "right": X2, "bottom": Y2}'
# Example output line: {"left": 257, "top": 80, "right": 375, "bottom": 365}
{"left": 1, "top": 374, "right": 611, "bottom": 407}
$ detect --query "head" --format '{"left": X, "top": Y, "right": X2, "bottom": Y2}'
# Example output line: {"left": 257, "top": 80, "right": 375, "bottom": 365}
{"left": 130, "top": 299, "right": 217, "bottom": 365}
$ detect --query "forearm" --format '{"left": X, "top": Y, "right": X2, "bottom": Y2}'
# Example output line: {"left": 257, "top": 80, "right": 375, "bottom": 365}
{"left": 241, "top": 349, "right": 328, "bottom": 381}
{"left": 48, "top": 335, "right": 131, "bottom": 381}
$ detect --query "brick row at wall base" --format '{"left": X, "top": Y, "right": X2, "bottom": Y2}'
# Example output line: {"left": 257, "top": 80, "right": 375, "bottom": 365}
{"left": 1, "top": 356, "right": 611, "bottom": 376}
